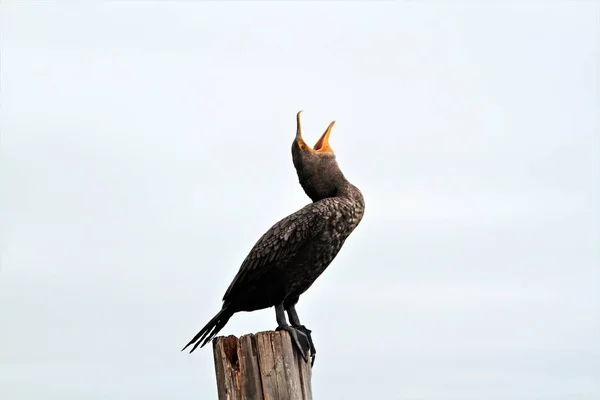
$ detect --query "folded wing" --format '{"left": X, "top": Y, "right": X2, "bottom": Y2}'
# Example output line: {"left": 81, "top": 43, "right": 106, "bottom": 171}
{"left": 223, "top": 202, "right": 328, "bottom": 302}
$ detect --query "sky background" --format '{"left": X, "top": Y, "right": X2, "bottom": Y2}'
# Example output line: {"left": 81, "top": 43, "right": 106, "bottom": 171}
{"left": 1, "top": 1, "right": 599, "bottom": 399}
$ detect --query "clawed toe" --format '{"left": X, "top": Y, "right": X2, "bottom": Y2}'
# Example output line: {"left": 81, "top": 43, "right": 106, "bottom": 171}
{"left": 276, "top": 325, "right": 311, "bottom": 363}
{"left": 293, "top": 325, "right": 316, "bottom": 366}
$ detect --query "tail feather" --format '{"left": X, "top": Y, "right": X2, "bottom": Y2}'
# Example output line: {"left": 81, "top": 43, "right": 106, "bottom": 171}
{"left": 181, "top": 307, "right": 234, "bottom": 353}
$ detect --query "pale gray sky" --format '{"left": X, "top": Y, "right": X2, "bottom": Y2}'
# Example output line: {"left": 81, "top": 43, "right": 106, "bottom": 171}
{"left": 1, "top": 2, "right": 599, "bottom": 399}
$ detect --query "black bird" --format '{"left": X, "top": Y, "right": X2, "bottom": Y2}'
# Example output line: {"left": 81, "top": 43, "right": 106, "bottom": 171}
{"left": 182, "top": 111, "right": 365, "bottom": 365}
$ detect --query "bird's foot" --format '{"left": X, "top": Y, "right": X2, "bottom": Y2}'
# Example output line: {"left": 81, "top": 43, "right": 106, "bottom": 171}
{"left": 293, "top": 325, "right": 316, "bottom": 366}
{"left": 276, "top": 324, "right": 311, "bottom": 363}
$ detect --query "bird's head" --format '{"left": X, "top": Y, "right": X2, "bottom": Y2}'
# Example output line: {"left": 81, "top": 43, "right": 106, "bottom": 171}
{"left": 291, "top": 111, "right": 347, "bottom": 202}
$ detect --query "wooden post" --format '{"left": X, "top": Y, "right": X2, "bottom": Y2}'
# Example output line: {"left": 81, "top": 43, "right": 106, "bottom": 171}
{"left": 212, "top": 330, "right": 312, "bottom": 400}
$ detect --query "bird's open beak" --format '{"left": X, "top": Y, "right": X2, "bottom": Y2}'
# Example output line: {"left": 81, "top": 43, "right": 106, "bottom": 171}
{"left": 314, "top": 121, "right": 335, "bottom": 153}
{"left": 296, "top": 110, "right": 335, "bottom": 154}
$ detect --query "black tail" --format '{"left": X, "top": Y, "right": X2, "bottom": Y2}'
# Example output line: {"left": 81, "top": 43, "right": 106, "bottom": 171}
{"left": 181, "top": 307, "right": 234, "bottom": 353}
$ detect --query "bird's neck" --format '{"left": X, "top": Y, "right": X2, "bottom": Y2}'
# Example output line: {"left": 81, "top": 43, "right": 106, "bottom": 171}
{"left": 308, "top": 178, "right": 362, "bottom": 205}
{"left": 334, "top": 180, "right": 363, "bottom": 204}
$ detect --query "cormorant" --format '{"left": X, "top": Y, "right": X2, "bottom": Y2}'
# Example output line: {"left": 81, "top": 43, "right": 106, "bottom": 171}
{"left": 182, "top": 111, "right": 365, "bottom": 365}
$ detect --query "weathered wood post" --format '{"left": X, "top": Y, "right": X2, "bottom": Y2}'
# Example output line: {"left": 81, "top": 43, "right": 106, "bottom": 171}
{"left": 212, "top": 330, "right": 312, "bottom": 400}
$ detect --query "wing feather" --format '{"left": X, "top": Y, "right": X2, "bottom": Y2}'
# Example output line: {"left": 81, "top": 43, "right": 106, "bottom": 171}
{"left": 222, "top": 202, "right": 327, "bottom": 301}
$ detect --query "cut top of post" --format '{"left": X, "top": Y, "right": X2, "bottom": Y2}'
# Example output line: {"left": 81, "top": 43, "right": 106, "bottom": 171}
{"left": 213, "top": 331, "right": 312, "bottom": 400}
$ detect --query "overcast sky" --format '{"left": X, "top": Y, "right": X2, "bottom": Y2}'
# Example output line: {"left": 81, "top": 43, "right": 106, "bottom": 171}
{"left": 1, "top": 2, "right": 599, "bottom": 400}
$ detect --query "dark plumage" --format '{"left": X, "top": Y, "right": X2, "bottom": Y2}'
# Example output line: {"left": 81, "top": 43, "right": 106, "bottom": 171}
{"left": 182, "top": 111, "right": 365, "bottom": 364}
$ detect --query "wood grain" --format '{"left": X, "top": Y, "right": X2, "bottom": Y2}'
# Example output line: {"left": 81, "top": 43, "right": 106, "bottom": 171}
{"left": 213, "top": 331, "right": 312, "bottom": 400}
